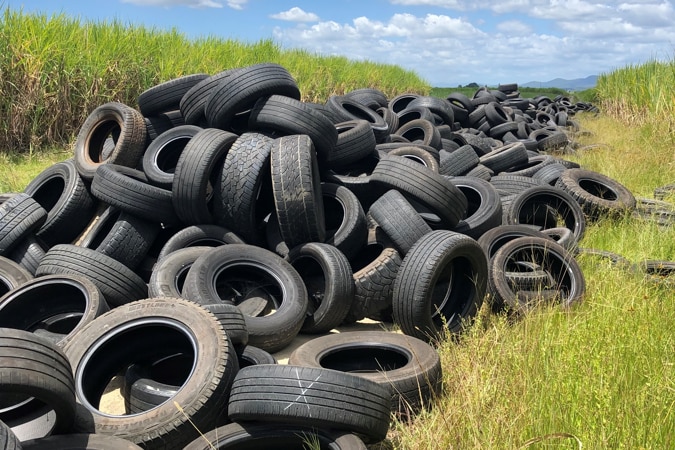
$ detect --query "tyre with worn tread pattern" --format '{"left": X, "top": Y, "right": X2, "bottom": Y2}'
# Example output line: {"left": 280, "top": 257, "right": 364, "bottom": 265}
{"left": 227, "top": 364, "right": 391, "bottom": 444}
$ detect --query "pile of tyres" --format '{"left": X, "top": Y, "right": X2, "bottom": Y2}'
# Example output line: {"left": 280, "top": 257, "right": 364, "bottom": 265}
{"left": 0, "top": 62, "right": 668, "bottom": 449}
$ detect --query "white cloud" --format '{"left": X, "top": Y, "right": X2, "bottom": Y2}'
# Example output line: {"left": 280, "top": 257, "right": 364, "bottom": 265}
{"left": 274, "top": 5, "right": 675, "bottom": 86}
{"left": 225, "top": 0, "right": 248, "bottom": 9}
{"left": 270, "top": 7, "right": 319, "bottom": 22}
{"left": 121, "top": 0, "right": 227, "bottom": 7}
{"left": 496, "top": 20, "right": 533, "bottom": 34}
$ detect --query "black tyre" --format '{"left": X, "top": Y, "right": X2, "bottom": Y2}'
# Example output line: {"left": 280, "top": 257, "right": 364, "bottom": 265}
{"left": 248, "top": 94, "right": 338, "bottom": 161}
{"left": 0, "top": 256, "right": 33, "bottom": 297}
{"left": 141, "top": 125, "right": 203, "bottom": 189}
{"left": 0, "top": 329, "right": 75, "bottom": 439}
{"left": 448, "top": 176, "right": 503, "bottom": 239}
{"left": 238, "top": 345, "right": 277, "bottom": 368}
{"left": 289, "top": 330, "right": 442, "bottom": 416}
{"left": 90, "top": 164, "right": 178, "bottom": 226}
{"left": 172, "top": 128, "right": 238, "bottom": 225}
{"left": 182, "top": 244, "right": 308, "bottom": 353}
{"left": 288, "top": 242, "right": 354, "bottom": 334}
{"left": 489, "top": 236, "right": 585, "bottom": 314}
{"left": 179, "top": 69, "right": 240, "bottom": 125}
{"left": 368, "top": 189, "right": 432, "bottom": 255}
{"left": 321, "top": 183, "right": 368, "bottom": 260}
{"left": 0, "top": 420, "right": 21, "bottom": 450}
{"left": 203, "top": 303, "right": 248, "bottom": 352}
{"left": 346, "top": 228, "right": 402, "bottom": 323}
{"left": 329, "top": 120, "right": 377, "bottom": 169}
{"left": 479, "top": 142, "right": 529, "bottom": 174}
{"left": 386, "top": 146, "right": 440, "bottom": 173}
{"left": 138, "top": 74, "right": 209, "bottom": 117}
{"left": 555, "top": 168, "right": 636, "bottom": 220}
{"left": 392, "top": 230, "right": 488, "bottom": 342}
{"left": 477, "top": 224, "right": 550, "bottom": 259}
{"left": 271, "top": 135, "right": 326, "bottom": 248}
{"left": 0, "top": 194, "right": 47, "bottom": 256}
{"left": 8, "top": 236, "right": 45, "bottom": 276}
{"left": 36, "top": 244, "right": 147, "bottom": 308}
{"left": 439, "top": 145, "right": 479, "bottom": 176}
{"left": 148, "top": 246, "right": 211, "bottom": 299}
{"left": 205, "top": 63, "right": 300, "bottom": 130}
{"left": 213, "top": 132, "right": 275, "bottom": 246}
{"left": 393, "top": 119, "right": 441, "bottom": 150}
{"left": 0, "top": 274, "right": 108, "bottom": 348}
{"left": 504, "top": 185, "right": 586, "bottom": 242}
{"left": 371, "top": 155, "right": 467, "bottom": 229}
{"left": 77, "top": 207, "right": 159, "bottom": 271}
{"left": 23, "top": 159, "right": 96, "bottom": 247}
{"left": 74, "top": 102, "right": 147, "bottom": 181}
{"left": 228, "top": 364, "right": 391, "bottom": 443}
{"left": 62, "top": 298, "right": 238, "bottom": 450}
{"left": 326, "top": 96, "right": 390, "bottom": 143}
{"left": 183, "top": 422, "right": 366, "bottom": 450}
{"left": 157, "top": 224, "right": 244, "bottom": 261}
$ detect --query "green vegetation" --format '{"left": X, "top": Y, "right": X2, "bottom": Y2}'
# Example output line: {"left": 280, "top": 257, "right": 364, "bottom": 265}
{"left": 595, "top": 58, "right": 675, "bottom": 126}
{"left": 0, "top": 8, "right": 428, "bottom": 153}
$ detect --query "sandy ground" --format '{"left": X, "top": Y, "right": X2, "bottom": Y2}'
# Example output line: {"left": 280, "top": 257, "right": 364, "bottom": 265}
{"left": 99, "top": 318, "right": 397, "bottom": 415}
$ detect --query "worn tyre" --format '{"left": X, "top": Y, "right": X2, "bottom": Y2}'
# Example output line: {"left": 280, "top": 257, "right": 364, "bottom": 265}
{"left": 228, "top": 364, "right": 391, "bottom": 443}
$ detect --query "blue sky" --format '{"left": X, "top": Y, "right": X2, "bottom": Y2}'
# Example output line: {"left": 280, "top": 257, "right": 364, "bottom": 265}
{"left": 7, "top": 0, "right": 675, "bottom": 86}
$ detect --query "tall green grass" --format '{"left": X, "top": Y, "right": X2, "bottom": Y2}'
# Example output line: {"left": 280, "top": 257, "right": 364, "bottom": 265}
{"left": 0, "top": 8, "right": 428, "bottom": 153}
{"left": 595, "top": 58, "right": 675, "bottom": 127}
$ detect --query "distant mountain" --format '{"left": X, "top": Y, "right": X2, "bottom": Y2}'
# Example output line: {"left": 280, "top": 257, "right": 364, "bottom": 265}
{"left": 521, "top": 75, "right": 597, "bottom": 91}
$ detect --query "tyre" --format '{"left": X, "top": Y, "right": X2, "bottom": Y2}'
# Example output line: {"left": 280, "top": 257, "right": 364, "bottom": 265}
{"left": 386, "top": 146, "right": 440, "bottom": 173}
{"left": 227, "top": 364, "right": 391, "bottom": 443}
{"left": 346, "top": 228, "right": 402, "bottom": 323}
{"left": 172, "top": 128, "right": 238, "bottom": 225}
{"left": 213, "top": 132, "right": 275, "bottom": 246}
{"left": 489, "top": 236, "right": 585, "bottom": 313}
{"left": 179, "top": 69, "right": 240, "bottom": 125}
{"left": 321, "top": 183, "right": 368, "bottom": 260}
{"left": 248, "top": 94, "right": 338, "bottom": 162}
{"left": 368, "top": 189, "right": 432, "bottom": 255}
{"left": 270, "top": 135, "right": 326, "bottom": 248}
{"left": 439, "top": 145, "right": 479, "bottom": 176}
{"left": 393, "top": 119, "right": 441, "bottom": 150}
{"left": 0, "top": 193, "right": 47, "bottom": 256}
{"left": 204, "top": 63, "right": 300, "bottom": 130}
{"left": 62, "top": 298, "right": 238, "bottom": 450}
{"left": 329, "top": 120, "right": 377, "bottom": 169}
{"left": 289, "top": 330, "right": 442, "bottom": 416}
{"left": 148, "top": 246, "right": 211, "bottom": 299}
{"left": 74, "top": 102, "right": 147, "bottom": 181}
{"left": 182, "top": 244, "right": 308, "bottom": 353}
{"left": 203, "top": 303, "right": 248, "bottom": 352}
{"left": 77, "top": 207, "right": 159, "bottom": 271}
{"left": 138, "top": 73, "right": 209, "bottom": 117}
{"left": 477, "top": 224, "right": 550, "bottom": 259}
{"left": 183, "top": 422, "right": 366, "bottom": 450}
{"left": 504, "top": 185, "right": 586, "bottom": 242}
{"left": 0, "top": 274, "right": 108, "bottom": 348}
{"left": 326, "top": 96, "right": 390, "bottom": 143}
{"left": 288, "top": 242, "right": 354, "bottom": 334}
{"left": 90, "top": 164, "right": 178, "bottom": 226}
{"left": 8, "top": 235, "right": 45, "bottom": 276}
{"left": 156, "top": 224, "right": 244, "bottom": 261}
{"left": 23, "top": 159, "right": 97, "bottom": 247}
{"left": 0, "top": 256, "right": 33, "bottom": 297}
{"left": 448, "top": 176, "right": 503, "bottom": 239}
{"left": 141, "top": 125, "right": 203, "bottom": 189}
{"left": 36, "top": 244, "right": 147, "bottom": 308}
{"left": 479, "top": 142, "right": 529, "bottom": 174}
{"left": 0, "top": 419, "right": 21, "bottom": 450}
{"left": 392, "top": 230, "right": 488, "bottom": 342}
{"left": 371, "top": 155, "right": 467, "bottom": 229}
{"left": 238, "top": 345, "right": 277, "bottom": 368}
{"left": 555, "top": 168, "right": 636, "bottom": 220}
{"left": 0, "top": 329, "right": 75, "bottom": 439}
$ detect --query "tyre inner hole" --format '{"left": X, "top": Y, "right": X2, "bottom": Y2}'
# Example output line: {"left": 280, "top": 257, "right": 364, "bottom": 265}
{"left": 579, "top": 179, "right": 618, "bottom": 201}
{"left": 78, "top": 320, "right": 196, "bottom": 415}
{"left": 457, "top": 185, "right": 482, "bottom": 217}
{"left": 319, "top": 345, "right": 409, "bottom": 373}
{"left": 214, "top": 265, "right": 283, "bottom": 316}
{"left": 156, "top": 136, "right": 191, "bottom": 173}
{"left": 350, "top": 242, "right": 384, "bottom": 273}
{"left": 292, "top": 256, "right": 326, "bottom": 315}
{"left": 0, "top": 282, "right": 87, "bottom": 335}
{"left": 31, "top": 177, "right": 65, "bottom": 211}
{"left": 322, "top": 195, "right": 345, "bottom": 240}
{"left": 89, "top": 122, "right": 121, "bottom": 163}
{"left": 430, "top": 256, "right": 476, "bottom": 327}
{"left": 507, "top": 246, "right": 573, "bottom": 299}
{"left": 341, "top": 102, "right": 375, "bottom": 123}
